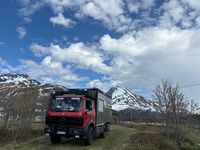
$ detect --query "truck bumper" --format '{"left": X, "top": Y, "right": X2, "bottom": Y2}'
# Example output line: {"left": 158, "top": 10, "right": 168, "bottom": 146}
{"left": 45, "top": 126, "right": 85, "bottom": 137}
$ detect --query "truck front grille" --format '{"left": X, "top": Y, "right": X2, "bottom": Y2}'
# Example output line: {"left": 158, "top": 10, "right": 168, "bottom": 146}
{"left": 45, "top": 116, "right": 83, "bottom": 126}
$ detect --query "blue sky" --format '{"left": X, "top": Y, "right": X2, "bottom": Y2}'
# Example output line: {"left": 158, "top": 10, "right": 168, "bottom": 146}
{"left": 1, "top": 0, "right": 200, "bottom": 102}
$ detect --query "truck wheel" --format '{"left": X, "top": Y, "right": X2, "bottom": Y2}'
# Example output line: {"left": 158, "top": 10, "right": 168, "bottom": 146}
{"left": 84, "top": 127, "right": 94, "bottom": 146}
{"left": 100, "top": 125, "right": 107, "bottom": 138}
{"left": 50, "top": 134, "right": 61, "bottom": 144}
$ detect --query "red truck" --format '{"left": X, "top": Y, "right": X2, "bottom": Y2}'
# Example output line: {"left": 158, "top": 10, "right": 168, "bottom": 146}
{"left": 45, "top": 88, "right": 112, "bottom": 145}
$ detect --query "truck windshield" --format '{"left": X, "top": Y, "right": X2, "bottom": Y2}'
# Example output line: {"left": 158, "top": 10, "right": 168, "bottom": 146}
{"left": 51, "top": 97, "right": 81, "bottom": 112}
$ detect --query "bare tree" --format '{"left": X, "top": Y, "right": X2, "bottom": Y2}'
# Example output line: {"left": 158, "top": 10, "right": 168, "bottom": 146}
{"left": 152, "top": 79, "right": 188, "bottom": 145}
{"left": 1, "top": 87, "right": 39, "bottom": 140}
{"left": 188, "top": 99, "right": 200, "bottom": 114}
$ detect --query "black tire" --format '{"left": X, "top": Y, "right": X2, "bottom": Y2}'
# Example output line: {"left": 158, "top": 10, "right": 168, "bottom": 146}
{"left": 100, "top": 125, "right": 107, "bottom": 138}
{"left": 84, "top": 127, "right": 94, "bottom": 146}
{"left": 50, "top": 134, "right": 61, "bottom": 144}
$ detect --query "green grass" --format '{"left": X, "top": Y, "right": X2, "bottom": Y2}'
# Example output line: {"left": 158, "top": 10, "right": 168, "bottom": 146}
{"left": 31, "top": 122, "right": 44, "bottom": 130}
{"left": 180, "top": 136, "right": 200, "bottom": 150}
{"left": 125, "top": 132, "right": 177, "bottom": 150}
{"left": 0, "top": 125, "right": 137, "bottom": 150}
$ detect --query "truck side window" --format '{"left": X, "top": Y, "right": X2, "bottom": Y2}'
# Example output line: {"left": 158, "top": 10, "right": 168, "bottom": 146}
{"left": 98, "top": 99, "right": 104, "bottom": 112}
{"left": 86, "top": 99, "right": 92, "bottom": 111}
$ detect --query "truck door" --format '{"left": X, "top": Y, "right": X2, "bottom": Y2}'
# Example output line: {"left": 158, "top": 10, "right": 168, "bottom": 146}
{"left": 85, "top": 98, "right": 95, "bottom": 124}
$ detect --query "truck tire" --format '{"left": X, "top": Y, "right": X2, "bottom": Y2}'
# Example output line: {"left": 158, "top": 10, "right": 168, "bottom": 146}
{"left": 50, "top": 134, "right": 61, "bottom": 144}
{"left": 84, "top": 127, "right": 94, "bottom": 146}
{"left": 100, "top": 125, "right": 107, "bottom": 138}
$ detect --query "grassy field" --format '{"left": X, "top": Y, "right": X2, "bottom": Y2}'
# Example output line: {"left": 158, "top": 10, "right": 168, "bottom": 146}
{"left": 0, "top": 125, "right": 137, "bottom": 150}
{"left": 1, "top": 123, "right": 200, "bottom": 150}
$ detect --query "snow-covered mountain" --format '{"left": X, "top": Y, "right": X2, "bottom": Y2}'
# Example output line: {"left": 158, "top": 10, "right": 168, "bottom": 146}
{"left": 107, "top": 85, "right": 155, "bottom": 112}
{"left": 0, "top": 73, "right": 67, "bottom": 97}
{"left": 0, "top": 73, "right": 40, "bottom": 86}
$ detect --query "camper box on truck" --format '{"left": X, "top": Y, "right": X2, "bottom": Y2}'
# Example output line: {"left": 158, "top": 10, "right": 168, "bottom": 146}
{"left": 45, "top": 88, "right": 112, "bottom": 145}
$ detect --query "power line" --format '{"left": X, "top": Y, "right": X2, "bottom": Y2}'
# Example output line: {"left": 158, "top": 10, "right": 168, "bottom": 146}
{"left": 180, "top": 83, "right": 200, "bottom": 88}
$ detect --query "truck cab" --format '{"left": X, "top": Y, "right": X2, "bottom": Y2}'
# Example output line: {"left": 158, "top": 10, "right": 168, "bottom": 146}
{"left": 45, "top": 88, "right": 112, "bottom": 145}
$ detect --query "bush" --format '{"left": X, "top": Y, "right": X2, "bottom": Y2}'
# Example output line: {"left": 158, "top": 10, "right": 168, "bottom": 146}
{"left": 180, "top": 142, "right": 200, "bottom": 150}
{"left": 0, "top": 128, "right": 43, "bottom": 145}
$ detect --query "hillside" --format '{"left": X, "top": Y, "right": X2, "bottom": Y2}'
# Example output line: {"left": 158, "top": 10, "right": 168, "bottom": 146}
{"left": 0, "top": 73, "right": 67, "bottom": 121}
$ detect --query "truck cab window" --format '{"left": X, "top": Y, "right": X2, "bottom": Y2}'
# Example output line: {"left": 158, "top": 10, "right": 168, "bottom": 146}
{"left": 51, "top": 97, "right": 81, "bottom": 112}
{"left": 86, "top": 99, "right": 92, "bottom": 111}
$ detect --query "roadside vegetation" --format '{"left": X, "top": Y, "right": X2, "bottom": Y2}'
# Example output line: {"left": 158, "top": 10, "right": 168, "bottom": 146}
{"left": 1, "top": 123, "right": 199, "bottom": 150}
{"left": 120, "top": 122, "right": 200, "bottom": 150}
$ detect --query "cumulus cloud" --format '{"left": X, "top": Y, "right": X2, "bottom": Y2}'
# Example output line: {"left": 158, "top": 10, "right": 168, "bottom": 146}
{"left": 87, "top": 79, "right": 119, "bottom": 92}
{"left": 50, "top": 13, "right": 75, "bottom": 28}
{"left": 0, "top": 56, "right": 87, "bottom": 86}
{"left": 18, "top": 58, "right": 86, "bottom": 86}
{"left": 29, "top": 25, "right": 200, "bottom": 100}
{"left": 98, "top": 26, "right": 200, "bottom": 100}
{"left": 79, "top": 0, "right": 132, "bottom": 31}
{"left": 17, "top": 0, "right": 133, "bottom": 32}
{"left": 30, "top": 42, "right": 111, "bottom": 74}
{"left": 100, "top": 33, "right": 147, "bottom": 57}
{"left": 16, "top": 27, "right": 27, "bottom": 39}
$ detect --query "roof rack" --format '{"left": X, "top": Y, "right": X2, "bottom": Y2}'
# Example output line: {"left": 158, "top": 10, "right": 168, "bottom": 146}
{"left": 53, "top": 88, "right": 111, "bottom": 99}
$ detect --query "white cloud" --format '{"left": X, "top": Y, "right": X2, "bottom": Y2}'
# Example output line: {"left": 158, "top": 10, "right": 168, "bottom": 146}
{"left": 126, "top": 0, "right": 155, "bottom": 13}
{"left": 0, "top": 57, "right": 17, "bottom": 73}
{"left": 100, "top": 27, "right": 192, "bottom": 58}
{"left": 18, "top": 1, "right": 44, "bottom": 22}
{"left": 100, "top": 33, "right": 147, "bottom": 57}
{"left": 18, "top": 58, "right": 85, "bottom": 86}
{"left": 16, "top": 27, "right": 27, "bottom": 39}
{"left": 50, "top": 13, "right": 75, "bottom": 28}
{"left": 126, "top": 0, "right": 140, "bottom": 13}
{"left": 181, "top": 0, "right": 200, "bottom": 13}
{"left": 17, "top": 0, "right": 133, "bottom": 32}
{"left": 87, "top": 79, "right": 119, "bottom": 92}
{"left": 31, "top": 42, "right": 111, "bottom": 74}
{"left": 196, "top": 16, "right": 200, "bottom": 27}
{"left": 159, "top": 0, "right": 200, "bottom": 29}
{"left": 159, "top": 0, "right": 186, "bottom": 28}
{"left": 0, "top": 56, "right": 87, "bottom": 86}
{"left": 80, "top": 0, "right": 132, "bottom": 31}
{"left": 98, "top": 26, "right": 200, "bottom": 101}
{"left": 16, "top": 0, "right": 200, "bottom": 31}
